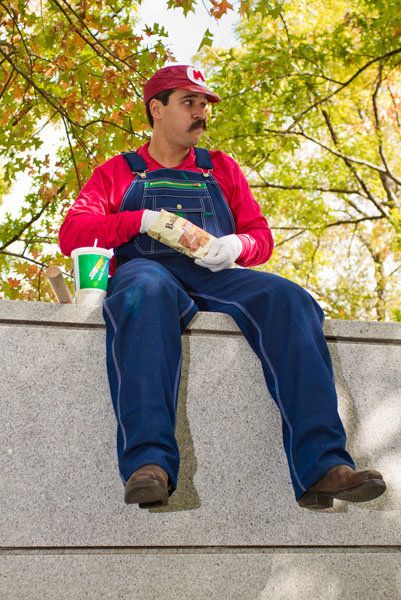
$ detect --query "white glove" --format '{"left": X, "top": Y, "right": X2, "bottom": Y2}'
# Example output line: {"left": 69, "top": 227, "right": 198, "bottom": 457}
{"left": 194, "top": 234, "right": 243, "bottom": 272}
{"left": 140, "top": 209, "right": 161, "bottom": 233}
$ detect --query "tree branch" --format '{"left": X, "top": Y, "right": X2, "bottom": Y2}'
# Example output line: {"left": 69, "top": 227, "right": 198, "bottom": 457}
{"left": 388, "top": 84, "right": 401, "bottom": 129}
{"left": 0, "top": 201, "right": 50, "bottom": 251}
{"left": 271, "top": 226, "right": 306, "bottom": 230}
{"left": 274, "top": 229, "right": 306, "bottom": 247}
{"left": 0, "top": 249, "right": 73, "bottom": 278}
{"left": 0, "top": 44, "right": 146, "bottom": 153}
{"left": 0, "top": 67, "right": 14, "bottom": 101}
{"left": 287, "top": 45, "right": 401, "bottom": 130}
{"left": 20, "top": 111, "right": 59, "bottom": 150}
{"left": 0, "top": 45, "right": 73, "bottom": 125}
{"left": 271, "top": 215, "right": 384, "bottom": 233}
{"left": 298, "top": 122, "right": 391, "bottom": 179}
{"left": 355, "top": 228, "right": 387, "bottom": 320}
{"left": 0, "top": 249, "right": 48, "bottom": 269}
{"left": 320, "top": 109, "right": 388, "bottom": 217}
{"left": 372, "top": 66, "right": 396, "bottom": 176}
{"left": 50, "top": 0, "right": 143, "bottom": 95}
{"left": 250, "top": 182, "right": 363, "bottom": 195}
{"left": 80, "top": 118, "right": 148, "bottom": 138}
{"left": 0, "top": 0, "right": 34, "bottom": 75}
{"left": 371, "top": 66, "right": 401, "bottom": 207}
{"left": 49, "top": 0, "right": 123, "bottom": 71}
{"left": 305, "top": 236, "right": 320, "bottom": 286}
{"left": 62, "top": 115, "right": 82, "bottom": 189}
{"left": 279, "top": 12, "right": 291, "bottom": 43}
{"left": 261, "top": 124, "right": 397, "bottom": 183}
{"left": 221, "top": 69, "right": 346, "bottom": 103}
{"left": 324, "top": 215, "right": 384, "bottom": 228}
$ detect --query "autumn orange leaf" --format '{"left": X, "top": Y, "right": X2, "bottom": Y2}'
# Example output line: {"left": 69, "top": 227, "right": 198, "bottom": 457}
{"left": 7, "top": 278, "right": 20, "bottom": 289}
{"left": 210, "top": 0, "right": 234, "bottom": 19}
{"left": 27, "top": 265, "right": 39, "bottom": 277}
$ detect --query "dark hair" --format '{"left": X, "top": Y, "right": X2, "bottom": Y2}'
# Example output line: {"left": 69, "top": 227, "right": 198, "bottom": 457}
{"left": 145, "top": 88, "right": 175, "bottom": 127}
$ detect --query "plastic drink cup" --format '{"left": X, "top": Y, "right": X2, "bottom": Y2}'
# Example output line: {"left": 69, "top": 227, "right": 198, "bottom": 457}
{"left": 71, "top": 246, "right": 113, "bottom": 305}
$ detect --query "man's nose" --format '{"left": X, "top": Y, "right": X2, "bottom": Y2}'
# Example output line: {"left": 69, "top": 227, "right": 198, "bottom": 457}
{"left": 193, "top": 105, "right": 207, "bottom": 120}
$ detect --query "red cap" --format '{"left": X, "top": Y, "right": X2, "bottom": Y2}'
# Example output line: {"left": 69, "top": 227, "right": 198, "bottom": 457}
{"left": 144, "top": 65, "right": 222, "bottom": 104}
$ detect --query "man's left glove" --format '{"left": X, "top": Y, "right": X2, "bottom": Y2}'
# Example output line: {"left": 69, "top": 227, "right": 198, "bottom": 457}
{"left": 140, "top": 209, "right": 161, "bottom": 233}
{"left": 194, "top": 234, "right": 243, "bottom": 272}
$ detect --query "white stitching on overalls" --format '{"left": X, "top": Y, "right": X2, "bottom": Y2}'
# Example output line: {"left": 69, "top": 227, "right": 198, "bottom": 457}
{"left": 180, "top": 298, "right": 196, "bottom": 321}
{"left": 174, "top": 351, "right": 183, "bottom": 411}
{"left": 103, "top": 302, "right": 128, "bottom": 453}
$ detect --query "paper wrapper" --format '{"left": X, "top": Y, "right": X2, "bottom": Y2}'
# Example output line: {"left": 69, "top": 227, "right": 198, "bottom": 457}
{"left": 147, "top": 209, "right": 216, "bottom": 259}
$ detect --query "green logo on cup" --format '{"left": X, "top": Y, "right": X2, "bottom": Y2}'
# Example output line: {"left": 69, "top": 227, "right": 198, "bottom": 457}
{"left": 78, "top": 254, "right": 109, "bottom": 291}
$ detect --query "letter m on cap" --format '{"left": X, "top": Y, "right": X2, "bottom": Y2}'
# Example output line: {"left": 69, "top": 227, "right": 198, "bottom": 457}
{"left": 187, "top": 66, "right": 207, "bottom": 87}
{"left": 192, "top": 70, "right": 205, "bottom": 83}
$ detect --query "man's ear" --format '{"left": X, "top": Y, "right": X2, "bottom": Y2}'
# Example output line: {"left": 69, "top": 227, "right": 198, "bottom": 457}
{"left": 149, "top": 98, "right": 162, "bottom": 122}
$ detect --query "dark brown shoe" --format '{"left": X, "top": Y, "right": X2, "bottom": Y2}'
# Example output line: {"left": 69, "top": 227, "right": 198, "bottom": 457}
{"left": 124, "top": 464, "right": 169, "bottom": 508}
{"left": 298, "top": 464, "right": 386, "bottom": 509}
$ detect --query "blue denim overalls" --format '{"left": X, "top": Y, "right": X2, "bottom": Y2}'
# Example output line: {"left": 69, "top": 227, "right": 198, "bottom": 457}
{"left": 103, "top": 148, "right": 355, "bottom": 500}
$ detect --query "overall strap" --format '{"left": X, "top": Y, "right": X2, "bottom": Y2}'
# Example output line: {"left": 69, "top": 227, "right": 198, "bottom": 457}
{"left": 122, "top": 148, "right": 213, "bottom": 174}
{"left": 121, "top": 151, "right": 148, "bottom": 174}
{"left": 194, "top": 147, "right": 213, "bottom": 171}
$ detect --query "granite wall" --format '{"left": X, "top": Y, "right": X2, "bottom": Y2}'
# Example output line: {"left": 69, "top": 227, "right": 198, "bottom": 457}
{"left": 1, "top": 300, "right": 400, "bottom": 599}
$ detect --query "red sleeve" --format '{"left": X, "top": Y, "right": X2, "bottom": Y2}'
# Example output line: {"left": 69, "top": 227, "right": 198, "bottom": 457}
{"left": 59, "top": 155, "right": 144, "bottom": 257}
{"left": 210, "top": 152, "right": 274, "bottom": 267}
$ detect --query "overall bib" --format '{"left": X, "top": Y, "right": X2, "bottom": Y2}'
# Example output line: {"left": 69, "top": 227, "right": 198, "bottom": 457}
{"left": 103, "top": 148, "right": 354, "bottom": 500}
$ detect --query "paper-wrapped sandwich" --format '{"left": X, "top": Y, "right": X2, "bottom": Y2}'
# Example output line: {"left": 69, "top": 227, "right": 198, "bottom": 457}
{"left": 147, "top": 209, "right": 216, "bottom": 259}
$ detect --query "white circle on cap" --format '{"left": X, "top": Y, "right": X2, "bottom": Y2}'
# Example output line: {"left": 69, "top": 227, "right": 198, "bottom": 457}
{"left": 186, "top": 66, "right": 208, "bottom": 88}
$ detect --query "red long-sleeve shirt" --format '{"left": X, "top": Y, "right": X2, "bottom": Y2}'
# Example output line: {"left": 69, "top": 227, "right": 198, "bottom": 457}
{"left": 59, "top": 143, "right": 274, "bottom": 274}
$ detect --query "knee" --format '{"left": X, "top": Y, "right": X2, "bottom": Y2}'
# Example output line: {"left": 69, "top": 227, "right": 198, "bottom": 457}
{"left": 135, "top": 261, "right": 171, "bottom": 294}
{"left": 274, "top": 275, "right": 308, "bottom": 299}
{"left": 267, "top": 275, "right": 323, "bottom": 319}
{"left": 109, "top": 259, "right": 173, "bottom": 300}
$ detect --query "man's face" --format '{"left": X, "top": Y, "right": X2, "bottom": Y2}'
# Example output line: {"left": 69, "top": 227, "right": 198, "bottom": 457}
{"left": 152, "top": 89, "right": 210, "bottom": 148}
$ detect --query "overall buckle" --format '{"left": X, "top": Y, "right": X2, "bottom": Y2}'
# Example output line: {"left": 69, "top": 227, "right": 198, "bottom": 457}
{"left": 135, "top": 170, "right": 148, "bottom": 179}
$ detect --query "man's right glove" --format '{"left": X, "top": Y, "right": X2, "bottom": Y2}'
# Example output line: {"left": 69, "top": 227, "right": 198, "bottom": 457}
{"left": 140, "top": 209, "right": 161, "bottom": 233}
{"left": 194, "top": 234, "right": 243, "bottom": 272}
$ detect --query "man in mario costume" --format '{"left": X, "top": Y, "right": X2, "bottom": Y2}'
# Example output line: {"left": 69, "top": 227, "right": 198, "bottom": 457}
{"left": 59, "top": 65, "right": 386, "bottom": 510}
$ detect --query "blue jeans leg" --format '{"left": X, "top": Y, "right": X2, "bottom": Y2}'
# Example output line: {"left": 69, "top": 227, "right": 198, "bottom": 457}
{"left": 179, "top": 266, "right": 355, "bottom": 500}
{"left": 103, "top": 258, "right": 198, "bottom": 488}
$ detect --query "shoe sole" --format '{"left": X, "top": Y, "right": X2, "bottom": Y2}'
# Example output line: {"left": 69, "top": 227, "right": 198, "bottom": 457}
{"left": 298, "top": 478, "right": 386, "bottom": 510}
{"left": 125, "top": 479, "right": 168, "bottom": 508}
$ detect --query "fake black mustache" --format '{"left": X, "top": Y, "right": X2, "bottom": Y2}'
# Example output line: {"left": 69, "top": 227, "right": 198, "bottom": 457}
{"left": 189, "top": 119, "right": 207, "bottom": 132}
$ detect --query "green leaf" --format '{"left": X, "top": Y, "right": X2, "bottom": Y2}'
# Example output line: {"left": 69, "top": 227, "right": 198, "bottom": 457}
{"left": 197, "top": 28, "right": 214, "bottom": 52}
{"left": 197, "top": 0, "right": 401, "bottom": 320}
